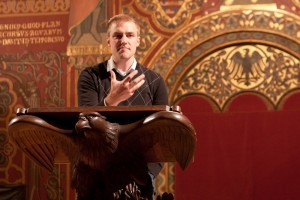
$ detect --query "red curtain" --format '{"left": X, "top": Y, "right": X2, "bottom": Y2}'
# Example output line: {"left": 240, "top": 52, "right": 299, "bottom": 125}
{"left": 175, "top": 95, "right": 300, "bottom": 200}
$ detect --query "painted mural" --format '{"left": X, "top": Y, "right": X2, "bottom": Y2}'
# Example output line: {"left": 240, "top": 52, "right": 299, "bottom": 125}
{"left": 1, "top": 0, "right": 300, "bottom": 199}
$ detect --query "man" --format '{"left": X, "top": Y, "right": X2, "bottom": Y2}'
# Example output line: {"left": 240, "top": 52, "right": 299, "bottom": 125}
{"left": 78, "top": 14, "right": 168, "bottom": 107}
{"left": 77, "top": 14, "right": 169, "bottom": 199}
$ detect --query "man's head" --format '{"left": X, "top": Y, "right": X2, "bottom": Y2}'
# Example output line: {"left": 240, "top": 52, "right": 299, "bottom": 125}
{"left": 106, "top": 14, "right": 140, "bottom": 62}
{"left": 107, "top": 14, "right": 140, "bottom": 36}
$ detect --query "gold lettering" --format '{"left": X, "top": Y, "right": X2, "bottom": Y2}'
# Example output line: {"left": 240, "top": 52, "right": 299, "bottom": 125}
{"left": 0, "top": 23, "right": 21, "bottom": 30}
{"left": 0, "top": 20, "right": 65, "bottom": 46}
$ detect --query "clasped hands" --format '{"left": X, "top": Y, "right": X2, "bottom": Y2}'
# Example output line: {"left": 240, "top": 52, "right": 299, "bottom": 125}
{"left": 104, "top": 69, "right": 145, "bottom": 106}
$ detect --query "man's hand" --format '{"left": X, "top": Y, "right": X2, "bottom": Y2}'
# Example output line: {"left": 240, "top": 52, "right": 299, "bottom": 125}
{"left": 105, "top": 70, "right": 145, "bottom": 106}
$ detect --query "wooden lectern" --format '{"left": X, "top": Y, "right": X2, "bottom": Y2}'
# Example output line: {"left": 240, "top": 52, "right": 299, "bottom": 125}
{"left": 8, "top": 105, "right": 196, "bottom": 200}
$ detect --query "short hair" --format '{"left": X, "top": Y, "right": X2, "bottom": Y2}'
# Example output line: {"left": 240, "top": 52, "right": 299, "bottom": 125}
{"left": 107, "top": 14, "right": 140, "bottom": 36}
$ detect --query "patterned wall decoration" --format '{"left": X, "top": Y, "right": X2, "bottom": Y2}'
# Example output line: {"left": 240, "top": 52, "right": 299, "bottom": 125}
{"left": 0, "top": 50, "right": 71, "bottom": 199}
{"left": 0, "top": 0, "right": 69, "bottom": 14}
{"left": 0, "top": 0, "right": 74, "bottom": 199}
{"left": 292, "top": 0, "right": 300, "bottom": 7}
{"left": 134, "top": 0, "right": 204, "bottom": 30}
{"left": 277, "top": 0, "right": 300, "bottom": 13}
{"left": 0, "top": 78, "right": 17, "bottom": 180}
{"left": 145, "top": 7, "right": 300, "bottom": 109}
{"left": 121, "top": 0, "right": 224, "bottom": 65}
{"left": 152, "top": 7, "right": 300, "bottom": 76}
{"left": 173, "top": 43, "right": 300, "bottom": 110}
{"left": 0, "top": 51, "right": 66, "bottom": 108}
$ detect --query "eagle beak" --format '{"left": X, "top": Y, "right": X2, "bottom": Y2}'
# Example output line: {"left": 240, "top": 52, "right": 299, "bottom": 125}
{"left": 75, "top": 116, "right": 91, "bottom": 134}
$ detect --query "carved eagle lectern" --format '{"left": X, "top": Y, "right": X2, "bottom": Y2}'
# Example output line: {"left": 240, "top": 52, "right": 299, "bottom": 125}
{"left": 8, "top": 106, "right": 196, "bottom": 200}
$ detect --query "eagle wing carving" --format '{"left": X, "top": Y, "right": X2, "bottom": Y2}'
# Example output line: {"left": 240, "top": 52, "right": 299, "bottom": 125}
{"left": 8, "top": 108, "right": 196, "bottom": 199}
{"left": 8, "top": 110, "right": 196, "bottom": 171}
{"left": 8, "top": 115, "right": 75, "bottom": 171}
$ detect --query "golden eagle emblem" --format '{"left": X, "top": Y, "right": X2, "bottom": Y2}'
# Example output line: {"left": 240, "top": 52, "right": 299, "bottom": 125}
{"left": 228, "top": 48, "right": 265, "bottom": 87}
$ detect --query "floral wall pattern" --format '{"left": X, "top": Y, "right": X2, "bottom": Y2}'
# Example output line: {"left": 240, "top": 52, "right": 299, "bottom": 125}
{"left": 1, "top": 0, "right": 300, "bottom": 199}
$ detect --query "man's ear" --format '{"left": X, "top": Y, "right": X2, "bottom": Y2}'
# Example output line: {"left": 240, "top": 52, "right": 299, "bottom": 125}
{"left": 137, "top": 36, "right": 140, "bottom": 47}
{"left": 107, "top": 37, "right": 110, "bottom": 46}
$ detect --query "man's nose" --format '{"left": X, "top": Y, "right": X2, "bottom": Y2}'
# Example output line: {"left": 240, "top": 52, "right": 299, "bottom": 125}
{"left": 121, "top": 34, "right": 128, "bottom": 43}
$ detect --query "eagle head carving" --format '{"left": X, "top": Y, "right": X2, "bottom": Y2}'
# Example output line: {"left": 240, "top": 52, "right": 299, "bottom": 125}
{"left": 75, "top": 111, "right": 120, "bottom": 156}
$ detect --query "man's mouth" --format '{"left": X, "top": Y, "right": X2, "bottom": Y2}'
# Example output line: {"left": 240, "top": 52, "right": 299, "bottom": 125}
{"left": 119, "top": 46, "right": 129, "bottom": 52}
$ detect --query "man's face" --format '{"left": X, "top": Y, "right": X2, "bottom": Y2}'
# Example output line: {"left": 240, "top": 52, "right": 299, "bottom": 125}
{"left": 107, "top": 21, "right": 140, "bottom": 61}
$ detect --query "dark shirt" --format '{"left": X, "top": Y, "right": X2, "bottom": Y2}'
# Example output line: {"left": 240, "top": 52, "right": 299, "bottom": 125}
{"left": 77, "top": 61, "right": 168, "bottom": 107}
{"left": 77, "top": 60, "right": 169, "bottom": 177}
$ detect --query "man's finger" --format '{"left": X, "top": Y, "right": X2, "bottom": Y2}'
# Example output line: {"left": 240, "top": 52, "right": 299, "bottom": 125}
{"left": 127, "top": 70, "right": 138, "bottom": 80}
{"left": 123, "top": 70, "right": 139, "bottom": 85}
{"left": 131, "top": 74, "right": 145, "bottom": 85}
{"left": 131, "top": 79, "right": 145, "bottom": 91}
{"left": 123, "top": 76, "right": 131, "bottom": 86}
{"left": 110, "top": 70, "right": 116, "bottom": 81}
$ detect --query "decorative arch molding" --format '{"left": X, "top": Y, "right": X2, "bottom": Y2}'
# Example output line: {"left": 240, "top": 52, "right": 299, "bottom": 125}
{"left": 130, "top": 0, "right": 205, "bottom": 33}
{"left": 277, "top": 88, "right": 300, "bottom": 110}
{"left": 174, "top": 94, "right": 220, "bottom": 112}
{"left": 150, "top": 8, "right": 300, "bottom": 71}
{"left": 222, "top": 92, "right": 274, "bottom": 112}
{"left": 177, "top": 92, "right": 276, "bottom": 113}
{"left": 152, "top": 8, "right": 300, "bottom": 77}
{"left": 169, "top": 39, "right": 300, "bottom": 110}
{"left": 153, "top": 8, "right": 300, "bottom": 110}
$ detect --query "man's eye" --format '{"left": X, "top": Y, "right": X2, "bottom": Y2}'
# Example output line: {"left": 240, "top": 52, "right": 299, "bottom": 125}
{"left": 113, "top": 35, "right": 122, "bottom": 39}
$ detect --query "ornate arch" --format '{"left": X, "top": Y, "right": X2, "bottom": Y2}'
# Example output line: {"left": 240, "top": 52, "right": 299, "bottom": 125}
{"left": 149, "top": 7, "right": 300, "bottom": 110}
